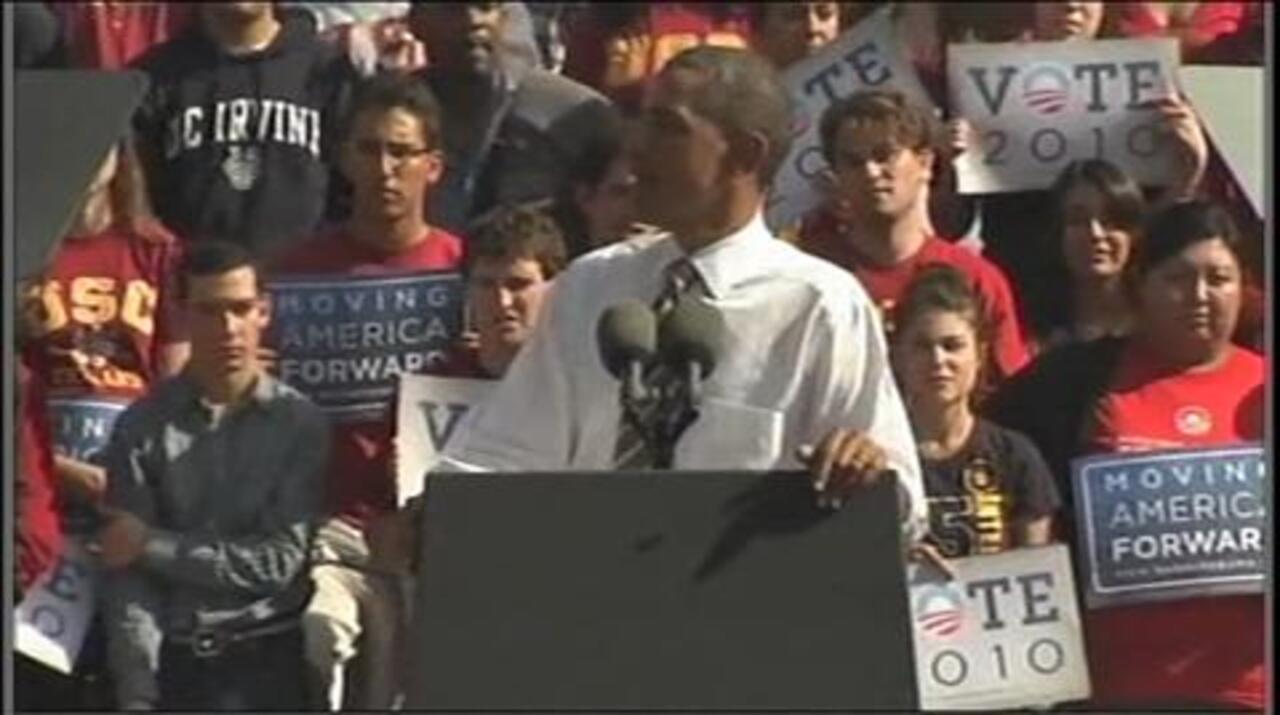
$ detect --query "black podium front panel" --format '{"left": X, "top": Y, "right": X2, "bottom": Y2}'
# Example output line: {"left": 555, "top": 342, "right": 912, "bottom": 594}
{"left": 406, "top": 471, "right": 917, "bottom": 711}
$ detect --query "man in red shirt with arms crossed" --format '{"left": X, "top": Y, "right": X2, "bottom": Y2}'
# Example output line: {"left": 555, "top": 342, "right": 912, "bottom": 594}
{"left": 272, "top": 72, "right": 463, "bottom": 710}
{"left": 799, "top": 90, "right": 1030, "bottom": 379}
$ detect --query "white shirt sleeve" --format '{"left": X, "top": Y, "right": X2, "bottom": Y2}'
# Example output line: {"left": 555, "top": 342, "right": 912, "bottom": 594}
{"left": 438, "top": 276, "right": 576, "bottom": 473}
{"left": 802, "top": 289, "right": 927, "bottom": 538}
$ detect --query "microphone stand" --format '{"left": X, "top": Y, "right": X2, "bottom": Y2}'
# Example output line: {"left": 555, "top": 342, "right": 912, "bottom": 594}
{"left": 653, "top": 362, "right": 703, "bottom": 470}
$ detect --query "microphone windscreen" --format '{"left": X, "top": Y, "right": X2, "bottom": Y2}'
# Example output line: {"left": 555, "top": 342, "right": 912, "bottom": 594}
{"left": 659, "top": 298, "right": 724, "bottom": 377}
{"left": 597, "top": 300, "right": 658, "bottom": 378}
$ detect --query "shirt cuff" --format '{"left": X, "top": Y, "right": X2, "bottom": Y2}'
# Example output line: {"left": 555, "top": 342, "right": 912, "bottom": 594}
{"left": 140, "top": 529, "right": 182, "bottom": 573}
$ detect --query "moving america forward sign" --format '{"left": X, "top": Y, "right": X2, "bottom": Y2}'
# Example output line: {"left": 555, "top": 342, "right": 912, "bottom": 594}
{"left": 268, "top": 271, "right": 463, "bottom": 422}
{"left": 1072, "top": 444, "right": 1266, "bottom": 608}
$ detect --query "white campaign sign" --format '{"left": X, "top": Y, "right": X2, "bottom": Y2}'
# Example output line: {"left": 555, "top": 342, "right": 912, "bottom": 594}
{"left": 395, "top": 374, "right": 495, "bottom": 505}
{"left": 1179, "top": 65, "right": 1263, "bottom": 218}
{"left": 908, "top": 544, "right": 1090, "bottom": 710}
{"left": 766, "top": 6, "right": 935, "bottom": 231}
{"left": 15, "top": 539, "right": 97, "bottom": 674}
{"left": 949, "top": 38, "right": 1181, "bottom": 194}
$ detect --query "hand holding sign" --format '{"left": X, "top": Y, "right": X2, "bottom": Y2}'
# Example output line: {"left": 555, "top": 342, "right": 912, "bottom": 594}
{"left": 1149, "top": 93, "right": 1208, "bottom": 203}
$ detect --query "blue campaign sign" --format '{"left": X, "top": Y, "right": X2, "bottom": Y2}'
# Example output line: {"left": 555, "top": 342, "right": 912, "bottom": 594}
{"left": 46, "top": 398, "right": 130, "bottom": 463}
{"left": 1071, "top": 444, "right": 1266, "bottom": 608}
{"left": 267, "top": 271, "right": 464, "bottom": 422}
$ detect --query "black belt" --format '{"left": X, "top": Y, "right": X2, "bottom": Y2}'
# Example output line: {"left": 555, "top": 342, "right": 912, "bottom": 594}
{"left": 167, "top": 618, "right": 299, "bottom": 659}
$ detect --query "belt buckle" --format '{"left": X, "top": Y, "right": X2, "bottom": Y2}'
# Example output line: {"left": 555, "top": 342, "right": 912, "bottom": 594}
{"left": 190, "top": 628, "right": 226, "bottom": 659}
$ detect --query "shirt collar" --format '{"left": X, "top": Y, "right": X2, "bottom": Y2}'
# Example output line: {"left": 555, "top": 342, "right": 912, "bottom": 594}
{"left": 660, "top": 209, "right": 773, "bottom": 299}
{"left": 180, "top": 370, "right": 278, "bottom": 419}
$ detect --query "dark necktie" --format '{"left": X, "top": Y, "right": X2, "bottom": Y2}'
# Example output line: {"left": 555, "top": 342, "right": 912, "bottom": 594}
{"left": 613, "top": 257, "right": 704, "bottom": 470}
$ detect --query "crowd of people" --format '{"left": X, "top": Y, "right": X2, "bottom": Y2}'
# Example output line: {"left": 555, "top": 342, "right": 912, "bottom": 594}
{"left": 13, "top": 2, "right": 1267, "bottom": 712}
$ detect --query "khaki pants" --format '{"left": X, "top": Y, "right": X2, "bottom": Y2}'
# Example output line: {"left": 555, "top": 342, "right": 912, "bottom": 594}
{"left": 302, "top": 518, "right": 403, "bottom": 710}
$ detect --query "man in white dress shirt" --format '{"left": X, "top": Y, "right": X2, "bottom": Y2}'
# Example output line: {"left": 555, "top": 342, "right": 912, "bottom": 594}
{"left": 440, "top": 45, "right": 925, "bottom": 530}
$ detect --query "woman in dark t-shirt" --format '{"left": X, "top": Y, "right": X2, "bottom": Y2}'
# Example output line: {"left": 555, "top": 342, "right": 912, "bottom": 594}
{"left": 891, "top": 265, "right": 1060, "bottom": 565}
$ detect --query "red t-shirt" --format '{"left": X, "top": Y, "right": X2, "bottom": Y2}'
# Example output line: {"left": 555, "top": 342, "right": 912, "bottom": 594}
{"left": 1115, "top": 2, "right": 1246, "bottom": 53}
{"left": 22, "top": 227, "right": 184, "bottom": 403}
{"left": 16, "top": 363, "right": 64, "bottom": 594}
{"left": 272, "top": 225, "right": 465, "bottom": 526}
{"left": 50, "top": 1, "right": 194, "bottom": 70}
{"left": 1084, "top": 342, "right": 1265, "bottom": 709}
{"left": 799, "top": 213, "right": 1031, "bottom": 379}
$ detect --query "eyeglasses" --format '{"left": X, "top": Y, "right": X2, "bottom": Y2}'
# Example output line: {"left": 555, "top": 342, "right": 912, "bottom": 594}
{"left": 352, "top": 140, "right": 435, "bottom": 165}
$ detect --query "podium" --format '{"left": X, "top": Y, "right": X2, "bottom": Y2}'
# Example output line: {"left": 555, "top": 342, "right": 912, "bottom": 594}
{"left": 405, "top": 471, "right": 917, "bottom": 711}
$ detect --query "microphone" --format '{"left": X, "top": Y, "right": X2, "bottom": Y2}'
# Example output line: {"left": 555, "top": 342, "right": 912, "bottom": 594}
{"left": 597, "top": 301, "right": 658, "bottom": 405}
{"left": 658, "top": 297, "right": 724, "bottom": 402}
{"left": 651, "top": 298, "right": 725, "bottom": 468}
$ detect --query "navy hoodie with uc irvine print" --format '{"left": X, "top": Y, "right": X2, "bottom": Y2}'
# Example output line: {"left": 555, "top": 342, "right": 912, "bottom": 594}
{"left": 132, "top": 9, "right": 353, "bottom": 258}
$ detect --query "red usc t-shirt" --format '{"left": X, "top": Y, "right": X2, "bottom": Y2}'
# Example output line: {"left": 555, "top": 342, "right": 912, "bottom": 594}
{"left": 799, "top": 214, "right": 1031, "bottom": 379}
{"left": 1084, "top": 342, "right": 1265, "bottom": 709}
{"left": 272, "top": 226, "right": 465, "bottom": 527}
{"left": 22, "top": 227, "right": 184, "bottom": 402}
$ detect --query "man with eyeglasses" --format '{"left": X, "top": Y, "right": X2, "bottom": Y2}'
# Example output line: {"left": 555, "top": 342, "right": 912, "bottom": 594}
{"left": 271, "top": 72, "right": 463, "bottom": 710}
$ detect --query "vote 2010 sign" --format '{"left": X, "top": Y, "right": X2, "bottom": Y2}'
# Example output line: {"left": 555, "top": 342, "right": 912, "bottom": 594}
{"left": 909, "top": 544, "right": 1090, "bottom": 710}
{"left": 395, "top": 373, "right": 495, "bottom": 505}
{"left": 16, "top": 539, "right": 97, "bottom": 674}
{"left": 46, "top": 397, "right": 129, "bottom": 462}
{"left": 268, "top": 271, "right": 463, "bottom": 423}
{"left": 766, "top": 6, "right": 934, "bottom": 231}
{"left": 1072, "top": 444, "right": 1266, "bottom": 608}
{"left": 949, "top": 38, "right": 1180, "bottom": 194}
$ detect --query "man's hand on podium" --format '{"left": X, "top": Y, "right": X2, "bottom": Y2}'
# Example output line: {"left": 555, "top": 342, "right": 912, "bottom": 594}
{"left": 797, "top": 429, "right": 890, "bottom": 510}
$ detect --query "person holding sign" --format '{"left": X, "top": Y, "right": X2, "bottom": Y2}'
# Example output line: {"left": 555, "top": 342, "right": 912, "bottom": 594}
{"left": 949, "top": 2, "right": 1214, "bottom": 356}
{"left": 798, "top": 89, "right": 1031, "bottom": 380}
{"left": 986, "top": 200, "right": 1264, "bottom": 710}
{"left": 891, "top": 266, "right": 1060, "bottom": 568}
{"left": 17, "top": 137, "right": 189, "bottom": 712}
{"left": 441, "top": 46, "right": 925, "bottom": 529}
{"left": 98, "top": 241, "right": 329, "bottom": 711}
{"left": 368, "top": 203, "right": 570, "bottom": 575}
{"left": 21, "top": 139, "right": 189, "bottom": 506}
{"left": 271, "top": 72, "right": 463, "bottom": 711}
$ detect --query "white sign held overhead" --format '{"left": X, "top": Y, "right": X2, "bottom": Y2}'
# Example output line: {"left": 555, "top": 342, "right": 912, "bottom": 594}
{"left": 949, "top": 38, "right": 1181, "bottom": 194}
{"left": 766, "top": 6, "right": 935, "bottom": 231}
{"left": 909, "top": 544, "right": 1091, "bottom": 711}
{"left": 395, "top": 374, "right": 495, "bottom": 505}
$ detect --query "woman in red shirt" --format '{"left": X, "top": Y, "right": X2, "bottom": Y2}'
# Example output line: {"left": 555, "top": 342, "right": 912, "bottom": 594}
{"left": 21, "top": 139, "right": 187, "bottom": 508}
{"left": 987, "top": 199, "right": 1264, "bottom": 709}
